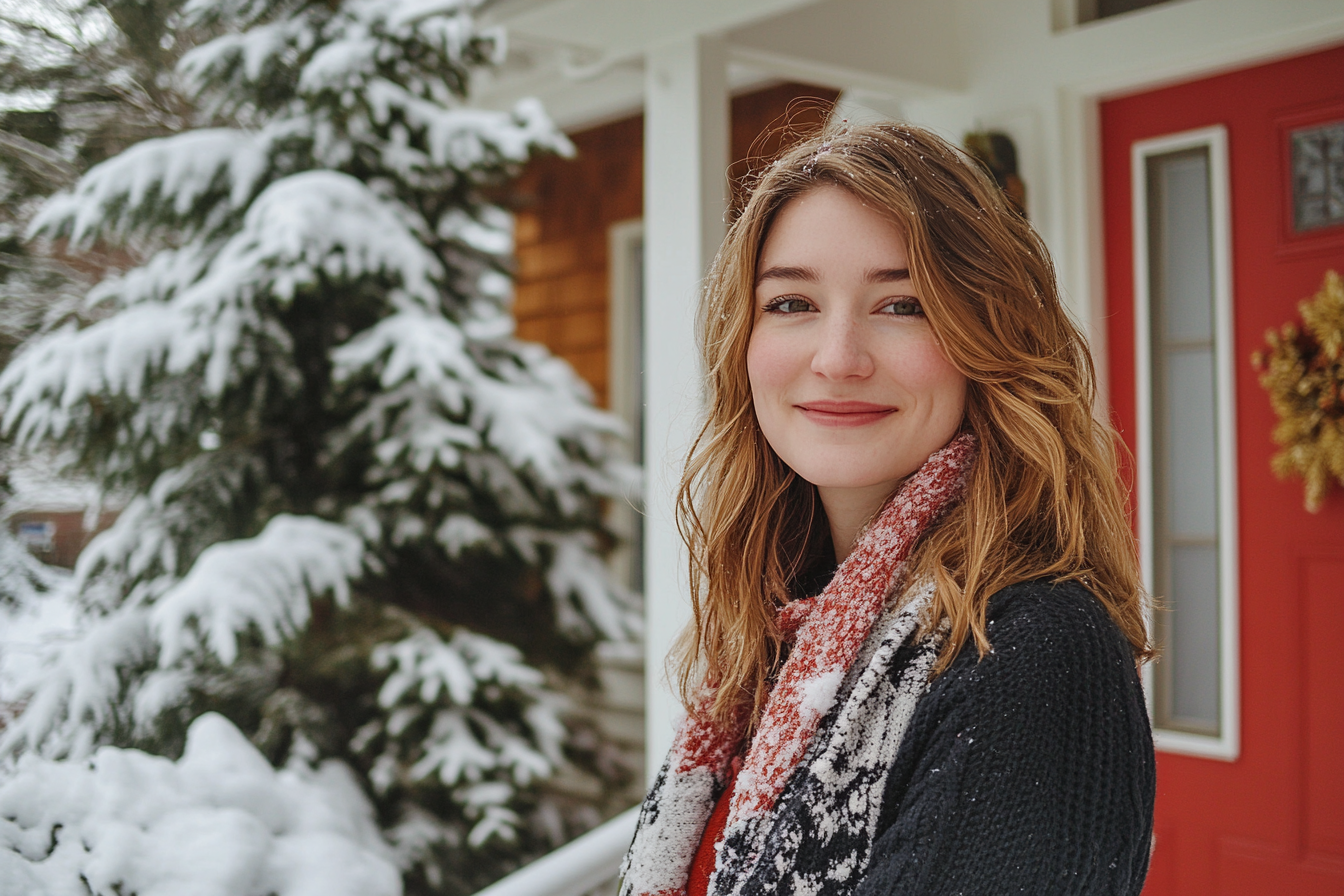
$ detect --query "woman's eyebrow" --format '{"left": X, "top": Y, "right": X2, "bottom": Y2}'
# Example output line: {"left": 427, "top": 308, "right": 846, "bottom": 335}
{"left": 868, "top": 267, "right": 911, "bottom": 282}
{"left": 756, "top": 264, "right": 819, "bottom": 284}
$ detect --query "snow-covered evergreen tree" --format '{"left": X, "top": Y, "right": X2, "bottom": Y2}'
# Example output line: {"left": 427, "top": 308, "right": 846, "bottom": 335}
{"left": 0, "top": 0, "right": 639, "bottom": 892}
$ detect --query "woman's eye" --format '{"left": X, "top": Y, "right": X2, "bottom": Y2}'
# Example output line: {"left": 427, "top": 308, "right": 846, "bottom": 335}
{"left": 880, "top": 298, "right": 924, "bottom": 316}
{"left": 765, "top": 297, "right": 813, "bottom": 314}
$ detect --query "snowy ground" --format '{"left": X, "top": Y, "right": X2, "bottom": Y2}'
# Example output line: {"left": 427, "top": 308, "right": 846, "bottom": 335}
{"left": 0, "top": 713, "right": 403, "bottom": 896}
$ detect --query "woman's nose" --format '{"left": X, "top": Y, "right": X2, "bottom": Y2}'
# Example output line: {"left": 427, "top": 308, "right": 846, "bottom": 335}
{"left": 810, "top": 313, "right": 874, "bottom": 380}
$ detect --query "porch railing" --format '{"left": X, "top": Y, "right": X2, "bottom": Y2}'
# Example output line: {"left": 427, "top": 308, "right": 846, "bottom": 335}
{"left": 471, "top": 805, "right": 639, "bottom": 896}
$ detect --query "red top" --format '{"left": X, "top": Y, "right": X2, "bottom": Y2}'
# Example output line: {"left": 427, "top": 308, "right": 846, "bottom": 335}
{"left": 687, "top": 760, "right": 740, "bottom": 896}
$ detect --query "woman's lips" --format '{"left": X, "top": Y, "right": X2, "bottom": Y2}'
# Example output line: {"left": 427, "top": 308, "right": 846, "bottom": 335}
{"left": 795, "top": 400, "right": 898, "bottom": 427}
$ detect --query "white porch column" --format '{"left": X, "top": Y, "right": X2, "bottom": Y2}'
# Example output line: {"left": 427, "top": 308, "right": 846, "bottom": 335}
{"left": 642, "top": 33, "right": 728, "bottom": 782}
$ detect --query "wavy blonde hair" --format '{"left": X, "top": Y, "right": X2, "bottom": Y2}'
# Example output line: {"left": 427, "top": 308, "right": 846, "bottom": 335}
{"left": 674, "top": 122, "right": 1151, "bottom": 732}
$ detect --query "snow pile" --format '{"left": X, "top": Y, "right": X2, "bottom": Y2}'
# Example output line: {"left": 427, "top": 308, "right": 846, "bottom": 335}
{"left": 0, "top": 712, "right": 402, "bottom": 896}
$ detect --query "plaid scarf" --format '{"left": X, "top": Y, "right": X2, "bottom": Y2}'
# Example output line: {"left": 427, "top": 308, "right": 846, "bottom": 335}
{"left": 620, "top": 433, "right": 977, "bottom": 896}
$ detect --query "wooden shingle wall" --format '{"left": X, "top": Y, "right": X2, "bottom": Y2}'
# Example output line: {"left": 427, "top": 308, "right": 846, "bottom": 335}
{"left": 511, "top": 114, "right": 643, "bottom": 408}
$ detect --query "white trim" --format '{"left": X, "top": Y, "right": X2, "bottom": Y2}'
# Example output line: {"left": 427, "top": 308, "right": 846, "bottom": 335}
{"left": 1130, "top": 125, "right": 1239, "bottom": 761}
{"left": 1058, "top": 15, "right": 1344, "bottom": 102}
{"left": 641, "top": 34, "right": 728, "bottom": 782}
{"left": 1049, "top": 0, "right": 1078, "bottom": 32}
{"left": 470, "top": 806, "right": 639, "bottom": 896}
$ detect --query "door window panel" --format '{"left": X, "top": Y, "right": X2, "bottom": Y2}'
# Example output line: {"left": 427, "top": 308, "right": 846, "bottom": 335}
{"left": 1133, "top": 128, "right": 1239, "bottom": 757}
{"left": 1291, "top": 120, "right": 1344, "bottom": 232}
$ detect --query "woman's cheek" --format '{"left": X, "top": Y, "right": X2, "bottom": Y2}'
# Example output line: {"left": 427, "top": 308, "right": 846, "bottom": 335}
{"left": 892, "top": 332, "right": 963, "bottom": 392}
{"left": 746, "top": 330, "right": 797, "bottom": 397}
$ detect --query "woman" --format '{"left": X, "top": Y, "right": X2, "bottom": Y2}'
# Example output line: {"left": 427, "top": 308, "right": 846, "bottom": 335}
{"left": 620, "top": 122, "right": 1155, "bottom": 896}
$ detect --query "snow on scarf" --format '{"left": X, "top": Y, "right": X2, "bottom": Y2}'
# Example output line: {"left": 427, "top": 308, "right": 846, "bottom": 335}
{"left": 620, "top": 433, "right": 977, "bottom": 896}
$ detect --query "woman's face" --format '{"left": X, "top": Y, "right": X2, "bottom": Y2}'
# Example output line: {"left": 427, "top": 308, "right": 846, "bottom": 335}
{"left": 747, "top": 185, "right": 968, "bottom": 503}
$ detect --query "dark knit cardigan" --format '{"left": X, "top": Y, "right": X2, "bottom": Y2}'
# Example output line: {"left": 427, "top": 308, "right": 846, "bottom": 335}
{"left": 684, "top": 578, "right": 1156, "bottom": 896}
{"left": 849, "top": 579, "right": 1155, "bottom": 895}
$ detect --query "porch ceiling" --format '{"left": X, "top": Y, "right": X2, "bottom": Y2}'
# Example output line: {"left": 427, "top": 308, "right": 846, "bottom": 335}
{"left": 728, "top": 0, "right": 967, "bottom": 96}
{"left": 474, "top": 0, "right": 969, "bottom": 131}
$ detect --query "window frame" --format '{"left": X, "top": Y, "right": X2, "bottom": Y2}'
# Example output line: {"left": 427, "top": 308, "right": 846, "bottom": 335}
{"left": 1130, "top": 124, "right": 1240, "bottom": 760}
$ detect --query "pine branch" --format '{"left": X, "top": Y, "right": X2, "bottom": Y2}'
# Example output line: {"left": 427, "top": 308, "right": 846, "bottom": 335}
{"left": 0, "top": 129, "right": 79, "bottom": 188}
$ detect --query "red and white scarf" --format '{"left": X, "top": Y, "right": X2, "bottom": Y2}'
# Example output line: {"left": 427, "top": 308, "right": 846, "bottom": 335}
{"left": 620, "top": 433, "right": 976, "bottom": 896}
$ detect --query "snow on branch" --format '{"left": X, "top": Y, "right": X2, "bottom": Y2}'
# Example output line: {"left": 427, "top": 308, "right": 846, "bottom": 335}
{"left": 545, "top": 531, "right": 641, "bottom": 642}
{"left": 178, "top": 15, "right": 313, "bottom": 93}
{"left": 180, "top": 0, "right": 282, "bottom": 29}
{"left": 0, "top": 270, "right": 286, "bottom": 449}
{"left": 510, "top": 527, "right": 641, "bottom": 642}
{"left": 1, "top": 511, "right": 362, "bottom": 759}
{"left": 83, "top": 244, "right": 213, "bottom": 311}
{"left": 1, "top": 170, "right": 447, "bottom": 451}
{"left": 0, "top": 301, "right": 270, "bottom": 451}
{"left": 200, "top": 169, "right": 444, "bottom": 309}
{"left": 360, "top": 78, "right": 572, "bottom": 176}
{"left": 0, "top": 524, "right": 68, "bottom": 609}
{"left": 0, "top": 713, "right": 402, "bottom": 896}
{"left": 373, "top": 628, "right": 543, "bottom": 710}
{"left": 29, "top": 129, "right": 271, "bottom": 247}
{"left": 297, "top": 33, "right": 380, "bottom": 94}
{"left": 71, "top": 457, "right": 262, "bottom": 613}
{"left": 331, "top": 308, "right": 634, "bottom": 502}
{"left": 357, "top": 626, "right": 566, "bottom": 845}
{"left": 151, "top": 514, "right": 366, "bottom": 666}
{"left": 71, "top": 494, "right": 181, "bottom": 609}
{"left": 333, "top": 312, "right": 475, "bottom": 398}
{"left": 436, "top": 206, "right": 513, "bottom": 255}
{"left": 471, "top": 354, "right": 626, "bottom": 492}
{"left": 0, "top": 605, "right": 156, "bottom": 759}
{"left": 381, "top": 0, "right": 487, "bottom": 32}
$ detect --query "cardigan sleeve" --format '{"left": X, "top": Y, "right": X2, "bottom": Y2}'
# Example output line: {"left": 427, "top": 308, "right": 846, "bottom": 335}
{"left": 855, "top": 580, "right": 1155, "bottom": 896}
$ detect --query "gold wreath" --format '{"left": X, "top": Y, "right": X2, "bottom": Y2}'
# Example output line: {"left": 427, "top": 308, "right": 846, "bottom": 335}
{"left": 1252, "top": 270, "right": 1344, "bottom": 512}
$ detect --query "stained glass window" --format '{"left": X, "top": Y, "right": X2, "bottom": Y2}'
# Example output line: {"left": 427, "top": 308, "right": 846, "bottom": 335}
{"left": 1292, "top": 121, "right": 1344, "bottom": 232}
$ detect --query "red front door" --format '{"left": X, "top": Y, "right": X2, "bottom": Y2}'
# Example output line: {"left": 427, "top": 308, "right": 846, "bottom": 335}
{"left": 1102, "top": 45, "right": 1344, "bottom": 895}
